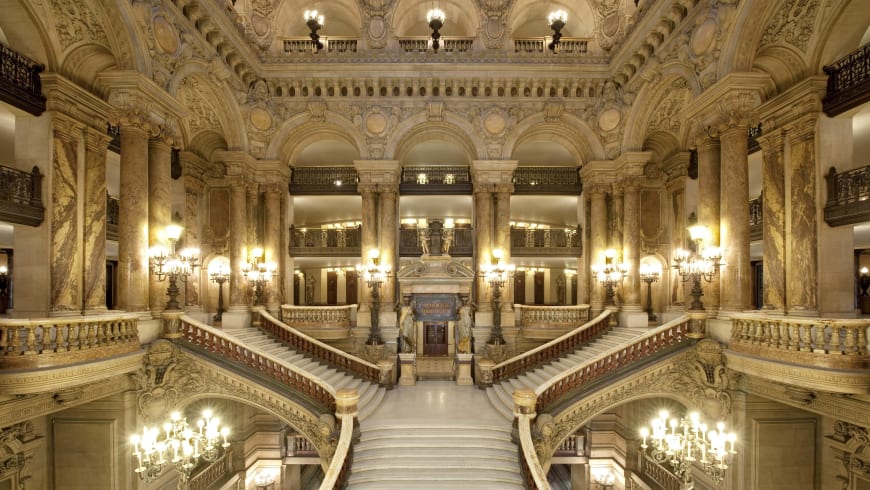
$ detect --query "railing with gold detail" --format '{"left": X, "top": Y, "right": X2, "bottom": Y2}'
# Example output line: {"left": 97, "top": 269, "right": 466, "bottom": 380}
{"left": 0, "top": 164, "right": 44, "bottom": 227}
{"left": 0, "top": 313, "right": 140, "bottom": 369}
{"left": 513, "top": 166, "right": 582, "bottom": 194}
{"left": 729, "top": 314, "right": 870, "bottom": 369}
{"left": 188, "top": 449, "right": 232, "bottom": 490}
{"left": 178, "top": 316, "right": 337, "bottom": 412}
{"left": 483, "top": 311, "right": 613, "bottom": 385}
{"left": 515, "top": 304, "right": 591, "bottom": 340}
{"left": 289, "top": 166, "right": 359, "bottom": 195}
{"left": 824, "top": 42, "right": 870, "bottom": 117}
{"left": 824, "top": 165, "right": 870, "bottom": 226}
{"left": 259, "top": 310, "right": 388, "bottom": 386}
{"left": 280, "top": 304, "right": 354, "bottom": 340}
{"left": 535, "top": 315, "right": 692, "bottom": 412}
{"left": 0, "top": 42, "right": 46, "bottom": 116}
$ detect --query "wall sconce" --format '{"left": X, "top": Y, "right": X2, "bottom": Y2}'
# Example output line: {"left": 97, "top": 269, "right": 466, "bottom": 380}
{"left": 591, "top": 248, "right": 628, "bottom": 307}
{"left": 427, "top": 7, "right": 445, "bottom": 53}
{"left": 548, "top": 10, "right": 567, "bottom": 53}
{"left": 304, "top": 9, "right": 325, "bottom": 52}
{"left": 209, "top": 259, "right": 230, "bottom": 326}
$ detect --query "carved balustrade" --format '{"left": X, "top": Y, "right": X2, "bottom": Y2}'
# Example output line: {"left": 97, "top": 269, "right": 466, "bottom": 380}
{"left": 397, "top": 37, "right": 475, "bottom": 53}
{"left": 515, "top": 304, "right": 591, "bottom": 340}
{"left": 399, "top": 225, "right": 473, "bottom": 257}
{"left": 824, "top": 165, "right": 870, "bottom": 226}
{"left": 535, "top": 316, "right": 692, "bottom": 412}
{"left": 188, "top": 450, "right": 232, "bottom": 490}
{"left": 824, "top": 42, "right": 870, "bottom": 117}
{"left": 280, "top": 304, "right": 354, "bottom": 340}
{"left": 0, "top": 314, "right": 140, "bottom": 369}
{"left": 289, "top": 225, "right": 361, "bottom": 257}
{"left": 283, "top": 37, "right": 358, "bottom": 54}
{"left": 729, "top": 314, "right": 870, "bottom": 369}
{"left": 0, "top": 42, "right": 46, "bottom": 116}
{"left": 510, "top": 226, "right": 582, "bottom": 257}
{"left": 484, "top": 311, "right": 613, "bottom": 384}
{"left": 748, "top": 195, "right": 762, "bottom": 241}
{"left": 178, "top": 316, "right": 337, "bottom": 412}
{"left": 639, "top": 452, "right": 682, "bottom": 490}
{"left": 107, "top": 194, "right": 120, "bottom": 241}
{"left": 0, "top": 165, "right": 44, "bottom": 227}
{"left": 320, "top": 413, "right": 355, "bottom": 490}
{"left": 513, "top": 166, "right": 582, "bottom": 194}
{"left": 286, "top": 433, "right": 318, "bottom": 457}
{"left": 289, "top": 166, "right": 359, "bottom": 195}
{"left": 512, "top": 37, "right": 588, "bottom": 55}
{"left": 259, "top": 310, "right": 387, "bottom": 386}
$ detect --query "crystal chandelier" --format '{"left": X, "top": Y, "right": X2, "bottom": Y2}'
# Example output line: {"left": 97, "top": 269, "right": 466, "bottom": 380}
{"left": 130, "top": 409, "right": 230, "bottom": 485}
{"left": 639, "top": 410, "right": 737, "bottom": 485}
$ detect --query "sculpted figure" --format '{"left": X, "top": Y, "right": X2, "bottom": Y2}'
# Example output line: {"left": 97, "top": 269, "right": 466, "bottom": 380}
{"left": 457, "top": 297, "right": 474, "bottom": 354}
{"left": 399, "top": 298, "right": 416, "bottom": 353}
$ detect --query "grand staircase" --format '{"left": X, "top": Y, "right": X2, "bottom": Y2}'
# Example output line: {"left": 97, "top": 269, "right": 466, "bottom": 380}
{"left": 486, "top": 326, "right": 648, "bottom": 420}
{"left": 223, "top": 327, "right": 386, "bottom": 420}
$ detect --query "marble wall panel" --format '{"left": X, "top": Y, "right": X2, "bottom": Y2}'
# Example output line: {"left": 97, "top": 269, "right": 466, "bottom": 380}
{"left": 760, "top": 132, "right": 786, "bottom": 310}
{"left": 788, "top": 137, "right": 818, "bottom": 311}
{"left": 50, "top": 131, "right": 81, "bottom": 314}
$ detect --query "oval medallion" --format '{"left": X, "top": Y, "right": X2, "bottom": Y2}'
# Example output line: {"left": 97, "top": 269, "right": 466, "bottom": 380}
{"left": 153, "top": 16, "right": 179, "bottom": 54}
{"left": 250, "top": 107, "right": 273, "bottom": 131}
{"left": 690, "top": 18, "right": 717, "bottom": 57}
{"left": 598, "top": 108, "right": 621, "bottom": 131}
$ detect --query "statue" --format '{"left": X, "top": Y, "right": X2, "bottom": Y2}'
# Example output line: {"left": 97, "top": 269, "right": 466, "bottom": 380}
{"left": 457, "top": 297, "right": 474, "bottom": 354}
{"left": 399, "top": 297, "right": 416, "bottom": 353}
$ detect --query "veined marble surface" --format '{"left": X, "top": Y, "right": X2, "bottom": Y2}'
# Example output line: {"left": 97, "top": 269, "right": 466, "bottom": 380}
{"left": 365, "top": 380, "right": 507, "bottom": 425}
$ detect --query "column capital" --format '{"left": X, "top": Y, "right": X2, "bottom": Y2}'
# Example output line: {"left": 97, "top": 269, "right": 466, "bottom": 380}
{"left": 579, "top": 160, "right": 616, "bottom": 183}
{"left": 755, "top": 127, "right": 786, "bottom": 153}
{"left": 756, "top": 76, "right": 826, "bottom": 133}
{"left": 96, "top": 71, "right": 186, "bottom": 136}
{"left": 180, "top": 151, "right": 209, "bottom": 180}
{"left": 214, "top": 150, "right": 257, "bottom": 177}
{"left": 663, "top": 152, "right": 691, "bottom": 181}
{"left": 585, "top": 183, "right": 610, "bottom": 199}
{"left": 42, "top": 73, "right": 112, "bottom": 131}
{"left": 83, "top": 125, "right": 112, "bottom": 153}
{"left": 470, "top": 160, "right": 518, "bottom": 186}
{"left": 786, "top": 113, "right": 819, "bottom": 143}
{"left": 52, "top": 113, "right": 85, "bottom": 142}
{"left": 614, "top": 151, "right": 652, "bottom": 177}
{"left": 354, "top": 160, "right": 401, "bottom": 187}
{"left": 681, "top": 72, "right": 774, "bottom": 130}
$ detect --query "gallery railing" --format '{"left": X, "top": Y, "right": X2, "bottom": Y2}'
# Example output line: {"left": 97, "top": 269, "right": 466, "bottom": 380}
{"left": 749, "top": 195, "right": 762, "bottom": 241}
{"left": 824, "top": 165, "right": 870, "bottom": 226}
{"left": 398, "top": 225, "right": 473, "bottom": 257}
{"left": 399, "top": 165, "right": 472, "bottom": 194}
{"left": 513, "top": 166, "right": 582, "bottom": 194}
{"left": 0, "top": 165, "right": 44, "bottom": 227}
{"left": 280, "top": 304, "right": 354, "bottom": 340}
{"left": 107, "top": 194, "right": 120, "bottom": 241}
{"left": 0, "top": 42, "right": 46, "bottom": 116}
{"left": 397, "top": 37, "right": 475, "bottom": 54}
{"left": 515, "top": 304, "right": 591, "bottom": 340}
{"left": 289, "top": 166, "right": 359, "bottom": 195}
{"left": 513, "top": 37, "right": 589, "bottom": 55}
{"left": 823, "top": 42, "right": 870, "bottom": 117}
{"left": 510, "top": 226, "right": 582, "bottom": 257}
{"left": 289, "top": 225, "right": 361, "bottom": 257}
{"left": 283, "top": 37, "right": 359, "bottom": 54}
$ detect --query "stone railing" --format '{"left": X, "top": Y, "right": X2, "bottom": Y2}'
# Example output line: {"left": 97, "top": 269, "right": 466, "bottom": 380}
{"left": 319, "top": 410, "right": 355, "bottom": 490}
{"left": 283, "top": 36, "right": 359, "bottom": 54}
{"left": 515, "top": 304, "right": 591, "bottom": 340}
{"left": 289, "top": 166, "right": 359, "bottom": 195}
{"left": 289, "top": 225, "right": 361, "bottom": 257}
{"left": 188, "top": 449, "right": 232, "bottom": 490}
{"left": 515, "top": 390, "right": 548, "bottom": 490}
{"left": 397, "top": 37, "right": 475, "bottom": 54}
{"left": 0, "top": 164, "right": 44, "bottom": 227}
{"left": 512, "top": 37, "right": 589, "bottom": 55}
{"left": 749, "top": 195, "right": 762, "bottom": 241}
{"left": 535, "top": 315, "right": 692, "bottom": 412}
{"left": 513, "top": 166, "right": 582, "bottom": 194}
{"left": 510, "top": 226, "right": 582, "bottom": 257}
{"left": 280, "top": 304, "right": 355, "bottom": 340}
{"left": 179, "top": 316, "right": 337, "bottom": 412}
{"left": 639, "top": 452, "right": 682, "bottom": 490}
{"left": 286, "top": 433, "right": 318, "bottom": 456}
{"left": 482, "top": 311, "right": 612, "bottom": 385}
{"left": 0, "top": 42, "right": 46, "bottom": 116}
{"left": 259, "top": 310, "right": 389, "bottom": 386}
{"left": 824, "top": 165, "right": 870, "bottom": 226}
{"left": 824, "top": 42, "right": 870, "bottom": 117}
{"left": 729, "top": 314, "right": 870, "bottom": 369}
{"left": 0, "top": 313, "right": 140, "bottom": 369}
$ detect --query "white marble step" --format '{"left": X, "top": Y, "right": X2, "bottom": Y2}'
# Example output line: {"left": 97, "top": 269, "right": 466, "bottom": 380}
{"left": 347, "top": 481, "right": 524, "bottom": 490}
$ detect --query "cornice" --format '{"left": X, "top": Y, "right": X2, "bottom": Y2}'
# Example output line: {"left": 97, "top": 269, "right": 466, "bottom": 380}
{"left": 94, "top": 70, "right": 187, "bottom": 123}
{"left": 0, "top": 351, "right": 144, "bottom": 396}
{"left": 756, "top": 76, "right": 827, "bottom": 132}
{"left": 579, "top": 160, "right": 617, "bottom": 183}
{"left": 726, "top": 349, "right": 870, "bottom": 394}
{"left": 41, "top": 74, "right": 113, "bottom": 130}
{"left": 680, "top": 72, "right": 775, "bottom": 124}
{"left": 742, "top": 375, "right": 870, "bottom": 428}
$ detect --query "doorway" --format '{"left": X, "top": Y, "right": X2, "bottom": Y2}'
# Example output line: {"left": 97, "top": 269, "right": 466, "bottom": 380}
{"left": 424, "top": 322, "right": 448, "bottom": 356}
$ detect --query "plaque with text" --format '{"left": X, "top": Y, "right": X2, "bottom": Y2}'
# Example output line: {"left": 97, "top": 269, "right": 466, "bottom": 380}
{"left": 413, "top": 294, "right": 458, "bottom": 322}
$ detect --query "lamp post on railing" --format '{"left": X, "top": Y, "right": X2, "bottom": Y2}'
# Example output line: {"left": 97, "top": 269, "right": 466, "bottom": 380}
{"left": 592, "top": 248, "right": 628, "bottom": 308}
{"left": 639, "top": 263, "right": 661, "bottom": 322}
{"left": 673, "top": 226, "right": 724, "bottom": 311}
{"left": 243, "top": 247, "right": 277, "bottom": 306}
{"left": 485, "top": 248, "right": 514, "bottom": 345}
{"left": 547, "top": 10, "right": 567, "bottom": 53}
{"left": 209, "top": 260, "right": 230, "bottom": 327}
{"left": 149, "top": 225, "right": 200, "bottom": 311}
{"left": 427, "top": 8, "right": 445, "bottom": 53}
{"left": 359, "top": 249, "right": 390, "bottom": 345}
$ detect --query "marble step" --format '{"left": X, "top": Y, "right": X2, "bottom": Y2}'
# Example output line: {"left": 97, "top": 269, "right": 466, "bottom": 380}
{"left": 347, "top": 480, "right": 524, "bottom": 490}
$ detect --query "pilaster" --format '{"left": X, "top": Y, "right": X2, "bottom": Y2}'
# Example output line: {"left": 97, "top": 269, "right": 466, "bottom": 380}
{"left": 755, "top": 128, "right": 786, "bottom": 313}
{"left": 82, "top": 126, "right": 112, "bottom": 314}
{"left": 664, "top": 152, "right": 691, "bottom": 312}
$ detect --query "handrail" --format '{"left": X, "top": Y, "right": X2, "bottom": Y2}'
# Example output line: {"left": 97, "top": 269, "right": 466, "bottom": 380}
{"left": 281, "top": 304, "right": 355, "bottom": 328}
{"left": 188, "top": 449, "right": 232, "bottom": 490}
{"left": 490, "top": 311, "right": 612, "bottom": 383}
{"left": 0, "top": 313, "right": 140, "bottom": 368}
{"left": 729, "top": 313, "right": 870, "bottom": 369}
{"left": 179, "top": 315, "right": 337, "bottom": 412}
{"left": 515, "top": 304, "right": 590, "bottom": 327}
{"left": 517, "top": 413, "right": 549, "bottom": 490}
{"left": 319, "top": 413, "right": 354, "bottom": 490}
{"left": 259, "top": 310, "right": 383, "bottom": 385}
{"left": 639, "top": 452, "right": 681, "bottom": 490}
{"left": 535, "top": 315, "right": 692, "bottom": 412}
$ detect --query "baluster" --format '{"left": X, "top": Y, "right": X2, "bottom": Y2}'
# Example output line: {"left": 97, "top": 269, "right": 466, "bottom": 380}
{"left": 830, "top": 325, "right": 842, "bottom": 355}
{"left": 57, "top": 323, "right": 69, "bottom": 352}
{"left": 857, "top": 327, "right": 867, "bottom": 356}
{"left": 844, "top": 326, "right": 858, "bottom": 355}
{"left": 798, "top": 324, "right": 811, "bottom": 352}
{"left": 813, "top": 323, "right": 826, "bottom": 353}
{"left": 24, "top": 325, "right": 37, "bottom": 354}
{"left": 750, "top": 320, "right": 762, "bottom": 345}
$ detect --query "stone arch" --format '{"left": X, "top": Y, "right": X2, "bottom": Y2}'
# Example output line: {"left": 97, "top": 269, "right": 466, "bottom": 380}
{"left": 717, "top": 0, "right": 782, "bottom": 75}
{"left": 753, "top": 45, "right": 809, "bottom": 94}
{"left": 390, "top": 118, "right": 482, "bottom": 163}
{"left": 187, "top": 131, "right": 228, "bottom": 165}
{"left": 810, "top": 0, "right": 870, "bottom": 69}
{"left": 505, "top": 114, "right": 603, "bottom": 164}
{"left": 59, "top": 44, "right": 118, "bottom": 91}
{"left": 0, "top": 0, "right": 53, "bottom": 66}
{"left": 623, "top": 69, "right": 699, "bottom": 152}
{"left": 642, "top": 131, "right": 681, "bottom": 164}
{"left": 392, "top": 0, "right": 478, "bottom": 37}
{"left": 170, "top": 65, "right": 247, "bottom": 151}
{"left": 276, "top": 118, "right": 365, "bottom": 165}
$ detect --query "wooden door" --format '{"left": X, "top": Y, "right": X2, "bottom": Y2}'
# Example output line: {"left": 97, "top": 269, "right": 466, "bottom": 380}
{"left": 534, "top": 271, "right": 545, "bottom": 304}
{"left": 327, "top": 271, "right": 338, "bottom": 305}
{"left": 345, "top": 270, "right": 358, "bottom": 305}
{"left": 294, "top": 274, "right": 302, "bottom": 305}
{"left": 424, "top": 322, "right": 448, "bottom": 356}
{"left": 514, "top": 271, "right": 526, "bottom": 304}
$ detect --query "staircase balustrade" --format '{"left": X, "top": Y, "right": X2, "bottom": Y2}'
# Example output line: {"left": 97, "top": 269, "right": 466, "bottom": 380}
{"left": 485, "top": 311, "right": 613, "bottom": 385}
{"left": 517, "top": 416, "right": 546, "bottom": 489}
{"left": 535, "top": 316, "right": 692, "bottom": 412}
{"left": 0, "top": 314, "right": 140, "bottom": 368}
{"left": 729, "top": 314, "right": 870, "bottom": 369}
{"left": 515, "top": 305, "right": 590, "bottom": 328}
{"left": 320, "top": 413, "right": 355, "bottom": 490}
{"left": 639, "top": 452, "right": 682, "bottom": 490}
{"left": 280, "top": 305, "right": 353, "bottom": 340}
{"left": 258, "top": 310, "right": 386, "bottom": 385}
{"left": 188, "top": 449, "right": 232, "bottom": 490}
{"left": 179, "top": 316, "right": 337, "bottom": 412}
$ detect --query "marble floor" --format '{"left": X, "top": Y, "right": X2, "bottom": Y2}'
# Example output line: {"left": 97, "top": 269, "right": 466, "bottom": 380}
{"left": 364, "top": 380, "right": 508, "bottom": 425}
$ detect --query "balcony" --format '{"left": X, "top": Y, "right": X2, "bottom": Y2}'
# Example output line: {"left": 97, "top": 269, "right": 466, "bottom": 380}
{"left": 283, "top": 36, "right": 358, "bottom": 54}
{"left": 398, "top": 37, "right": 475, "bottom": 54}
{"left": 823, "top": 42, "right": 870, "bottom": 117}
{"left": 0, "top": 42, "right": 46, "bottom": 116}
{"left": 0, "top": 165, "right": 44, "bottom": 227}
{"left": 289, "top": 166, "right": 359, "bottom": 195}
{"left": 510, "top": 225, "right": 582, "bottom": 257}
{"left": 289, "top": 225, "right": 361, "bottom": 257}
{"left": 399, "top": 166, "right": 472, "bottom": 195}
{"left": 824, "top": 165, "right": 870, "bottom": 226}
{"left": 513, "top": 37, "right": 588, "bottom": 55}
{"left": 513, "top": 167, "right": 582, "bottom": 195}
{"left": 399, "top": 224, "right": 473, "bottom": 257}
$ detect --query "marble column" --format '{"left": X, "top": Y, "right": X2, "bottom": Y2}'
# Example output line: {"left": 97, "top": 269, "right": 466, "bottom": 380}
{"left": 587, "top": 184, "right": 609, "bottom": 313}
{"left": 118, "top": 121, "right": 150, "bottom": 313}
{"left": 719, "top": 126, "right": 751, "bottom": 314}
{"left": 82, "top": 126, "right": 111, "bottom": 314}
{"left": 474, "top": 186, "right": 494, "bottom": 308}
{"left": 787, "top": 115, "right": 819, "bottom": 314}
{"left": 378, "top": 188, "right": 398, "bottom": 307}
{"left": 696, "top": 137, "right": 721, "bottom": 312}
{"left": 247, "top": 183, "right": 260, "bottom": 246}
{"left": 664, "top": 153, "right": 690, "bottom": 310}
{"left": 148, "top": 137, "right": 172, "bottom": 315}
{"left": 263, "top": 183, "right": 283, "bottom": 310}
{"left": 229, "top": 182, "right": 248, "bottom": 308}
{"left": 50, "top": 115, "right": 84, "bottom": 315}
{"left": 576, "top": 195, "right": 590, "bottom": 305}
{"left": 611, "top": 183, "right": 624, "bottom": 249}
{"left": 183, "top": 176, "right": 204, "bottom": 312}
{"left": 494, "top": 184, "right": 513, "bottom": 306}
{"left": 757, "top": 129, "right": 786, "bottom": 312}
{"left": 359, "top": 185, "right": 378, "bottom": 308}
{"left": 622, "top": 178, "right": 642, "bottom": 310}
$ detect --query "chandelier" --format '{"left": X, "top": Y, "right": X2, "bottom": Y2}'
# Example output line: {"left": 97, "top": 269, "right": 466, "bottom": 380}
{"left": 591, "top": 248, "right": 629, "bottom": 307}
{"left": 149, "top": 225, "right": 200, "bottom": 310}
{"left": 304, "top": 9, "right": 325, "bottom": 52}
{"left": 547, "top": 10, "right": 567, "bottom": 53}
{"left": 130, "top": 409, "right": 230, "bottom": 485}
{"left": 426, "top": 7, "right": 445, "bottom": 52}
{"left": 673, "top": 225, "right": 724, "bottom": 311}
{"left": 243, "top": 247, "right": 277, "bottom": 306}
{"left": 639, "top": 410, "right": 737, "bottom": 485}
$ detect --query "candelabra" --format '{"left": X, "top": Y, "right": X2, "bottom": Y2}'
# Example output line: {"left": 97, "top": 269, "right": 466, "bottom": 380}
{"left": 130, "top": 409, "right": 230, "bottom": 486}
{"left": 149, "top": 225, "right": 200, "bottom": 311}
{"left": 209, "top": 260, "right": 230, "bottom": 326}
{"left": 243, "top": 248, "right": 277, "bottom": 306}
{"left": 304, "top": 9, "right": 324, "bottom": 52}
{"left": 359, "top": 249, "right": 390, "bottom": 345}
{"left": 592, "top": 469, "right": 616, "bottom": 490}
{"left": 484, "top": 248, "right": 514, "bottom": 345}
{"left": 673, "top": 226, "right": 724, "bottom": 311}
{"left": 427, "top": 7, "right": 445, "bottom": 52}
{"left": 591, "top": 249, "right": 629, "bottom": 307}
{"left": 639, "top": 263, "right": 661, "bottom": 322}
{"left": 547, "top": 10, "right": 567, "bottom": 53}
{"left": 0, "top": 265, "right": 8, "bottom": 314}
{"left": 639, "top": 410, "right": 737, "bottom": 485}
